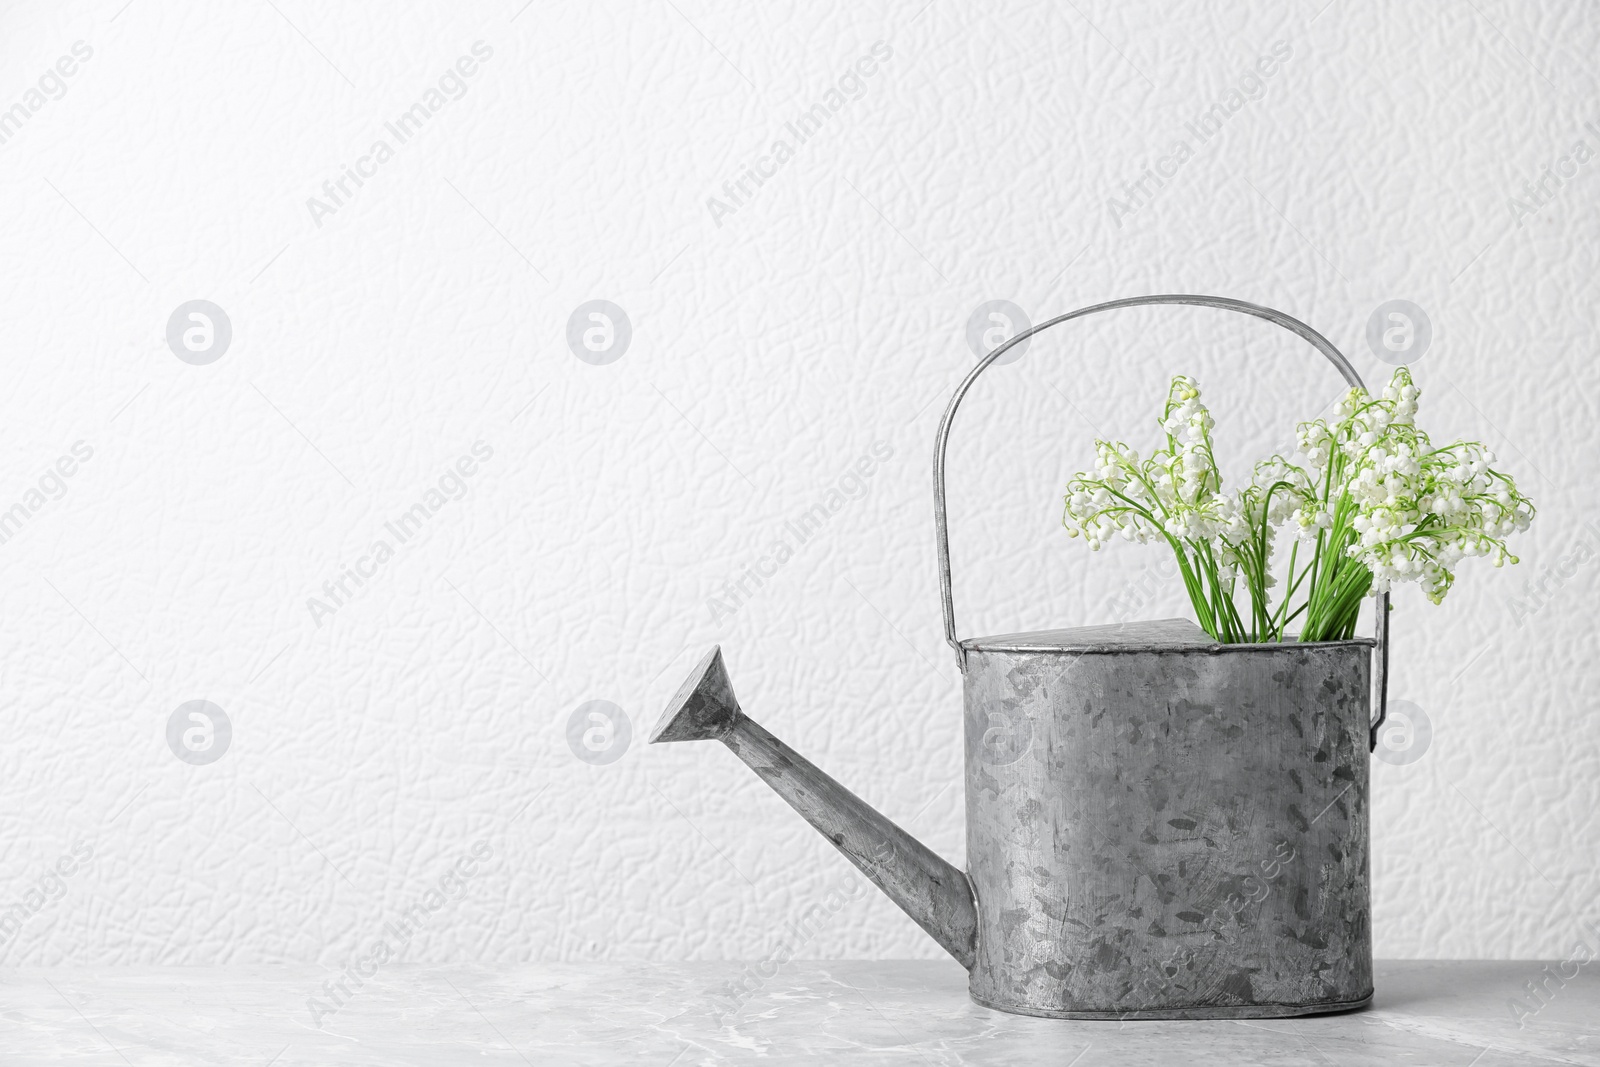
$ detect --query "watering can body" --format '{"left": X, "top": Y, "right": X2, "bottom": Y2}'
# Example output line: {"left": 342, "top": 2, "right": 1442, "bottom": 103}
{"left": 961, "top": 619, "right": 1372, "bottom": 1017}
{"left": 652, "top": 296, "right": 1386, "bottom": 1019}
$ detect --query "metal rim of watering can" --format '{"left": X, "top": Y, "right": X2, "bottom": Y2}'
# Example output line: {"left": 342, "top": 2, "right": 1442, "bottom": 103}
{"left": 931, "top": 294, "right": 1391, "bottom": 751}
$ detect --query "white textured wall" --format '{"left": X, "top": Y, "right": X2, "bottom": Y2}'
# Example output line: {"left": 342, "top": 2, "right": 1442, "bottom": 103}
{"left": 0, "top": 0, "right": 1596, "bottom": 969}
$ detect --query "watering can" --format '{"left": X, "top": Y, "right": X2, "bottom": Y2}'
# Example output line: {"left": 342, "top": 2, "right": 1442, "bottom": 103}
{"left": 652, "top": 295, "right": 1389, "bottom": 1019}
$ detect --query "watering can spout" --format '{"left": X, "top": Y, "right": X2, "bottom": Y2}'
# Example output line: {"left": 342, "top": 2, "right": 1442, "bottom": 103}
{"left": 650, "top": 647, "right": 978, "bottom": 970}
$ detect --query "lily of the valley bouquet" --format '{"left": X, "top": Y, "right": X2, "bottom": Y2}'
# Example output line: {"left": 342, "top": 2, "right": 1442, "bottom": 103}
{"left": 1062, "top": 368, "right": 1535, "bottom": 643}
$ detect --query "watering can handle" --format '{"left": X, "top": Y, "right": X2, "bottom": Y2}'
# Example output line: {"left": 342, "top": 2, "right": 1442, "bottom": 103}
{"left": 932, "top": 294, "right": 1391, "bottom": 750}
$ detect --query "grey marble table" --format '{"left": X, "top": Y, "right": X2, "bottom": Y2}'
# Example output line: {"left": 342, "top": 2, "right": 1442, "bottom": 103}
{"left": 3, "top": 960, "right": 1594, "bottom": 1065}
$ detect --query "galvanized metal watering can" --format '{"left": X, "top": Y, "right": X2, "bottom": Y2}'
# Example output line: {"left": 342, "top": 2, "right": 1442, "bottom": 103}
{"left": 653, "top": 295, "right": 1390, "bottom": 1019}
